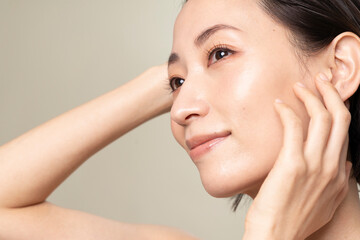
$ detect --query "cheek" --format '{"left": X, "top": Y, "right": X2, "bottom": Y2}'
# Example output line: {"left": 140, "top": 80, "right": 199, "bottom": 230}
{"left": 196, "top": 90, "right": 285, "bottom": 197}
{"left": 168, "top": 52, "right": 311, "bottom": 198}
{"left": 198, "top": 57, "right": 305, "bottom": 197}
{"left": 198, "top": 106, "right": 285, "bottom": 198}
{"left": 170, "top": 120, "right": 186, "bottom": 149}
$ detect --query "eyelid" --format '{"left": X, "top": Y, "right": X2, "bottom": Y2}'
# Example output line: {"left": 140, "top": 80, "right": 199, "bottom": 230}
{"left": 206, "top": 44, "right": 228, "bottom": 59}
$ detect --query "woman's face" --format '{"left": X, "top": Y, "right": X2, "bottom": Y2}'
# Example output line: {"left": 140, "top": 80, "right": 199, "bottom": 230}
{"left": 169, "top": 0, "right": 321, "bottom": 198}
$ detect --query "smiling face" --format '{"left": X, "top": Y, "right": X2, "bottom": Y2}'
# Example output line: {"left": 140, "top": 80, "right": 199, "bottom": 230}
{"left": 169, "top": 0, "right": 317, "bottom": 198}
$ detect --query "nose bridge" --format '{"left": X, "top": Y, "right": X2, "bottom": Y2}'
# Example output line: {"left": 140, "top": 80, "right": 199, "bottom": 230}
{"left": 170, "top": 73, "right": 210, "bottom": 126}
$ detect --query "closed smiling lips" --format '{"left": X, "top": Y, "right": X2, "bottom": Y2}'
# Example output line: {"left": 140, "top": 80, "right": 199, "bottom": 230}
{"left": 186, "top": 131, "right": 231, "bottom": 160}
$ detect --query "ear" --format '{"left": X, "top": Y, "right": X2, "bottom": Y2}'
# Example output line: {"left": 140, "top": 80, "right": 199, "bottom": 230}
{"left": 326, "top": 32, "right": 360, "bottom": 105}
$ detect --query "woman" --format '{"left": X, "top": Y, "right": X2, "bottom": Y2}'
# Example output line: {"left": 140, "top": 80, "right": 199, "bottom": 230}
{"left": 0, "top": 0, "right": 360, "bottom": 239}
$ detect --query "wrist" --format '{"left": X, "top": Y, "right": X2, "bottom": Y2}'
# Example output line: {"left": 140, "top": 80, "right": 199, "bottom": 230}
{"left": 131, "top": 65, "right": 172, "bottom": 118}
{"left": 244, "top": 219, "right": 301, "bottom": 240}
{"left": 243, "top": 224, "right": 277, "bottom": 240}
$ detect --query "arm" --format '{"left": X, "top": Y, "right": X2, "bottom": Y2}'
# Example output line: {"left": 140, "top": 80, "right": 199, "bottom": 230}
{"left": 0, "top": 64, "right": 171, "bottom": 209}
{"left": 0, "top": 64, "right": 198, "bottom": 239}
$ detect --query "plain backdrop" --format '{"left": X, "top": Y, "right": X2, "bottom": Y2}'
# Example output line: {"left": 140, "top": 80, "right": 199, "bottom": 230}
{"left": 0, "top": 0, "right": 249, "bottom": 239}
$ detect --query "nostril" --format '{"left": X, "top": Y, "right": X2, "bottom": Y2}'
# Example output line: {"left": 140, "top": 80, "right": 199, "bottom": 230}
{"left": 185, "top": 113, "right": 199, "bottom": 121}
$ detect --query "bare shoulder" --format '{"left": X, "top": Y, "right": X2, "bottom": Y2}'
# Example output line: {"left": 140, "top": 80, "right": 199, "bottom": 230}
{"left": 0, "top": 202, "right": 199, "bottom": 240}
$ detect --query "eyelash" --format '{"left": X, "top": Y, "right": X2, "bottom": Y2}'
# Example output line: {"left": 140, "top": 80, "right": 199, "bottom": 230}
{"left": 169, "top": 44, "right": 234, "bottom": 93}
{"left": 168, "top": 76, "right": 184, "bottom": 93}
{"left": 206, "top": 43, "right": 234, "bottom": 64}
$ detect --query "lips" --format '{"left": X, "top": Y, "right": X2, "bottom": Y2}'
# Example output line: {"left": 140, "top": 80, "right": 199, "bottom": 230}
{"left": 186, "top": 131, "right": 231, "bottom": 159}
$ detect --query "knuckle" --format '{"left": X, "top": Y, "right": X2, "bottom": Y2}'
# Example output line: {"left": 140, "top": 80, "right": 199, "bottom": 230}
{"left": 317, "top": 111, "right": 332, "bottom": 124}
{"left": 323, "top": 165, "right": 339, "bottom": 181}
{"left": 336, "top": 110, "right": 351, "bottom": 126}
{"left": 286, "top": 158, "right": 307, "bottom": 177}
{"left": 304, "top": 154, "right": 322, "bottom": 175}
{"left": 336, "top": 174, "right": 347, "bottom": 190}
{"left": 288, "top": 116, "right": 303, "bottom": 130}
{"left": 308, "top": 163, "right": 322, "bottom": 176}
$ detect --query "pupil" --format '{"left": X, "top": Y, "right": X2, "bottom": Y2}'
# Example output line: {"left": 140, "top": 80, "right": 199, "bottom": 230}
{"left": 216, "top": 50, "right": 227, "bottom": 60}
{"left": 177, "top": 79, "right": 184, "bottom": 87}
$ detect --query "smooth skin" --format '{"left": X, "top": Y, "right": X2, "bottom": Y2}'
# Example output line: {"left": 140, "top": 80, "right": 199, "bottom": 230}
{"left": 170, "top": 0, "right": 360, "bottom": 239}
{"left": 169, "top": 0, "right": 359, "bottom": 200}
{"left": 244, "top": 74, "right": 355, "bottom": 239}
{"left": 1, "top": 1, "right": 360, "bottom": 240}
{"left": 0, "top": 65, "right": 358, "bottom": 240}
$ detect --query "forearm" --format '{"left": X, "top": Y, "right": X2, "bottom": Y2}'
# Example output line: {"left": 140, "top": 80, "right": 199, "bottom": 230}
{"left": 0, "top": 65, "right": 172, "bottom": 209}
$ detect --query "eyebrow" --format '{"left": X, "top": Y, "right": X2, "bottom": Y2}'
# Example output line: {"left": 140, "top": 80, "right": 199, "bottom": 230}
{"left": 168, "top": 24, "right": 241, "bottom": 68}
{"left": 195, "top": 24, "right": 241, "bottom": 47}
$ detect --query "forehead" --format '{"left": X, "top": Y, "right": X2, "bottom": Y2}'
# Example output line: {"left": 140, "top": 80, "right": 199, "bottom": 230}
{"left": 173, "top": 0, "right": 260, "bottom": 44}
{"left": 171, "top": 0, "right": 281, "bottom": 56}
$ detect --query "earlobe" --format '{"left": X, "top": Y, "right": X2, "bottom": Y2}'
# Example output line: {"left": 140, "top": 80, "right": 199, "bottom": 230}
{"left": 330, "top": 32, "right": 360, "bottom": 102}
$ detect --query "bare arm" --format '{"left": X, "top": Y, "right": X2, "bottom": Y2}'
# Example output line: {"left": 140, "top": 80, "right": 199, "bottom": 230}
{"left": 0, "top": 64, "right": 198, "bottom": 239}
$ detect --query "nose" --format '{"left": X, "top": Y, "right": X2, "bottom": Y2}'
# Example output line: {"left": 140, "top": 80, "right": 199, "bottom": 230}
{"left": 170, "top": 78, "right": 210, "bottom": 126}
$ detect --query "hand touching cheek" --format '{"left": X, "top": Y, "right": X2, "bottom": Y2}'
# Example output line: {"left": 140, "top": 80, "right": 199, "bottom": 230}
{"left": 244, "top": 73, "right": 352, "bottom": 240}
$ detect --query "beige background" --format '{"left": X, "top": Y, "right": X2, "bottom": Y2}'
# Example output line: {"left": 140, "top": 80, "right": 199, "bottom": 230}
{"left": 0, "top": 1, "right": 249, "bottom": 239}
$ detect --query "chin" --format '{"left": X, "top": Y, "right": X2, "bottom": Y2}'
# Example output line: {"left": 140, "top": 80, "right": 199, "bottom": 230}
{"left": 197, "top": 164, "right": 268, "bottom": 198}
{"left": 193, "top": 147, "right": 275, "bottom": 199}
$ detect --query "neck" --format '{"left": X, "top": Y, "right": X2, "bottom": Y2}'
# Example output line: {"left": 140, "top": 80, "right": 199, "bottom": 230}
{"left": 306, "top": 179, "right": 360, "bottom": 240}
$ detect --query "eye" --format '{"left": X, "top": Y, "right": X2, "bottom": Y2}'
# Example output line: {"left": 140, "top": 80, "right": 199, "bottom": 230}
{"left": 169, "top": 77, "right": 185, "bottom": 92}
{"left": 208, "top": 47, "right": 234, "bottom": 65}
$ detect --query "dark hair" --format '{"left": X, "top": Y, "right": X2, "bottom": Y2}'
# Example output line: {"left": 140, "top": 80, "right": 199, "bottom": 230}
{"left": 184, "top": 0, "right": 360, "bottom": 211}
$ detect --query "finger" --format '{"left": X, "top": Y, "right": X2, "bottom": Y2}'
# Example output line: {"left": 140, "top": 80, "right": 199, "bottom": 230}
{"left": 314, "top": 74, "right": 351, "bottom": 164}
{"left": 333, "top": 161, "right": 352, "bottom": 209}
{"left": 338, "top": 134, "right": 349, "bottom": 176}
{"left": 345, "top": 160, "right": 353, "bottom": 180}
{"left": 274, "top": 99, "right": 304, "bottom": 157}
{"left": 292, "top": 81, "right": 331, "bottom": 164}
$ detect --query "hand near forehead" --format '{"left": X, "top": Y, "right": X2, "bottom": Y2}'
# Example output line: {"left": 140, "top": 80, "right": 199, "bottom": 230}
{"left": 243, "top": 74, "right": 352, "bottom": 240}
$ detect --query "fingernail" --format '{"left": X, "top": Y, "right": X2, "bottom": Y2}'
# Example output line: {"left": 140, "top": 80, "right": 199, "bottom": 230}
{"left": 318, "top": 73, "right": 330, "bottom": 82}
{"left": 296, "top": 82, "right": 306, "bottom": 88}
{"left": 275, "top": 98, "right": 283, "bottom": 104}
